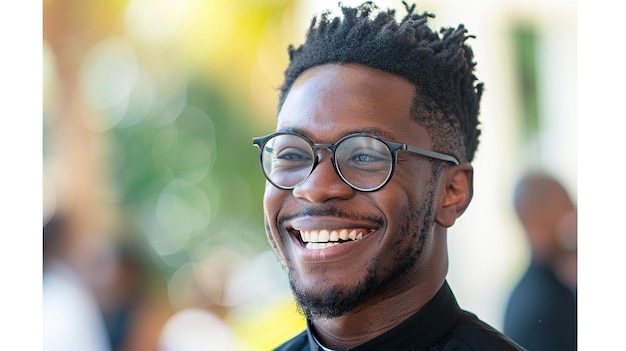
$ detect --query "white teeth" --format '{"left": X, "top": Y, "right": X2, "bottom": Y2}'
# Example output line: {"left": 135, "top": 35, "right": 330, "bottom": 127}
{"left": 339, "top": 229, "right": 348, "bottom": 241}
{"left": 330, "top": 231, "right": 339, "bottom": 241}
{"left": 319, "top": 230, "right": 329, "bottom": 242}
{"left": 306, "top": 242, "right": 340, "bottom": 249}
{"left": 299, "top": 229, "right": 369, "bottom": 248}
{"left": 310, "top": 231, "right": 319, "bottom": 242}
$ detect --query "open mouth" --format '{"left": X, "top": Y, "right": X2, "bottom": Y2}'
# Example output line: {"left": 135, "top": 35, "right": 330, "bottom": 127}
{"left": 295, "top": 228, "right": 373, "bottom": 249}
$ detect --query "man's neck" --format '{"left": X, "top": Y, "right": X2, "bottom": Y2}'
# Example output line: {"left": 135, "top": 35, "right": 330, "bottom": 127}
{"left": 311, "top": 278, "right": 444, "bottom": 349}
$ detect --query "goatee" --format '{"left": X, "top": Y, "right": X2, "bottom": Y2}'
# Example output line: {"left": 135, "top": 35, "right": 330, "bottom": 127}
{"left": 289, "top": 189, "right": 435, "bottom": 320}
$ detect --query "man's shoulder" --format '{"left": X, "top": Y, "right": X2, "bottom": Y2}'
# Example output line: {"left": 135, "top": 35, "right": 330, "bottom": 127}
{"left": 507, "top": 264, "right": 573, "bottom": 311}
{"left": 443, "top": 310, "right": 525, "bottom": 350}
{"left": 272, "top": 330, "right": 310, "bottom": 351}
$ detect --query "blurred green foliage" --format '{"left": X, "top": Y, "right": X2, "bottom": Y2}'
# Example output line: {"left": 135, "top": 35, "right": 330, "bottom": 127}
{"left": 512, "top": 25, "right": 540, "bottom": 142}
{"left": 109, "top": 76, "right": 269, "bottom": 270}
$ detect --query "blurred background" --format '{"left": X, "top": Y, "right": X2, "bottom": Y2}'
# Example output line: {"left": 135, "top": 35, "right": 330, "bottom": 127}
{"left": 40, "top": 0, "right": 576, "bottom": 350}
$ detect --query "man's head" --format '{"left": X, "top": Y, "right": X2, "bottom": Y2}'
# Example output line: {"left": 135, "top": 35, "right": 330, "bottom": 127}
{"left": 513, "top": 171, "right": 576, "bottom": 264}
{"left": 257, "top": 2, "right": 481, "bottom": 320}
{"left": 279, "top": 1, "right": 483, "bottom": 163}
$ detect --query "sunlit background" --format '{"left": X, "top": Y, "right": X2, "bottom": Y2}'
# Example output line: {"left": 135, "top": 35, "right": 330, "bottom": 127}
{"left": 41, "top": 0, "right": 576, "bottom": 350}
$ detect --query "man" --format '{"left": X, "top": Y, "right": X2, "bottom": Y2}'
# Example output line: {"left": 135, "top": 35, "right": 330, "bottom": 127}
{"left": 253, "top": 2, "right": 523, "bottom": 350}
{"left": 503, "top": 171, "right": 577, "bottom": 350}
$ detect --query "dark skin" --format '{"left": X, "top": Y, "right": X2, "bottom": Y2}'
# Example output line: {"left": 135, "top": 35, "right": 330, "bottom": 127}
{"left": 263, "top": 63, "right": 474, "bottom": 349}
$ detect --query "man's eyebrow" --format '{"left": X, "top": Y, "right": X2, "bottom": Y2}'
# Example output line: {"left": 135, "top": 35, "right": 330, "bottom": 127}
{"left": 276, "top": 127, "right": 398, "bottom": 142}
{"left": 347, "top": 127, "right": 396, "bottom": 141}
{"left": 276, "top": 126, "right": 306, "bottom": 135}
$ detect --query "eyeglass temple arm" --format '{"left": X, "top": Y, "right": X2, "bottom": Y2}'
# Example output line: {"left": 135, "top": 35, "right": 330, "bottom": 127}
{"left": 403, "top": 145, "right": 460, "bottom": 165}
{"left": 252, "top": 138, "right": 272, "bottom": 153}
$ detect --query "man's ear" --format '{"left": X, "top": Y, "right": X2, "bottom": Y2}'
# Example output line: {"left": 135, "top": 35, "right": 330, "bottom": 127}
{"left": 435, "top": 163, "right": 474, "bottom": 228}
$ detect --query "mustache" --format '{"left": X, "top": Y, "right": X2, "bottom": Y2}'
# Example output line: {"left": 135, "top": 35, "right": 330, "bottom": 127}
{"left": 277, "top": 206, "right": 384, "bottom": 227}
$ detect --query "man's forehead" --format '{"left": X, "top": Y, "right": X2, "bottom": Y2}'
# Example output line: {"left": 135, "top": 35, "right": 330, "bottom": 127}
{"left": 279, "top": 63, "right": 418, "bottom": 118}
{"left": 291, "top": 63, "right": 417, "bottom": 91}
{"left": 275, "top": 63, "right": 432, "bottom": 147}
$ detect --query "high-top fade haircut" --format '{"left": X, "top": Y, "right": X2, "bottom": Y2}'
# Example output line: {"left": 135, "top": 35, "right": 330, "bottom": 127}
{"left": 278, "top": 1, "right": 483, "bottom": 163}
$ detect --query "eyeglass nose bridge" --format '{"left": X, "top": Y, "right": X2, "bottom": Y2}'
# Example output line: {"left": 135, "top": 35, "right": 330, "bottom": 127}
{"left": 310, "top": 142, "right": 336, "bottom": 161}
{"left": 304, "top": 142, "right": 342, "bottom": 183}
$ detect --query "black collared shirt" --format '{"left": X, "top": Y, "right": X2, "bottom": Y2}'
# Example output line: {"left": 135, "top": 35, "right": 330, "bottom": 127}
{"left": 273, "top": 281, "right": 525, "bottom": 351}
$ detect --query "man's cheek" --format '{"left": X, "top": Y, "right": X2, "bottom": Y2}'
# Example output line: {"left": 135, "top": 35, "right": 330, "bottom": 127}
{"left": 263, "top": 184, "right": 282, "bottom": 211}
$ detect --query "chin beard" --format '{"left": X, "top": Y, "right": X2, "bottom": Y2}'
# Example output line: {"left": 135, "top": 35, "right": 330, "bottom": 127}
{"left": 289, "top": 264, "right": 379, "bottom": 320}
{"left": 289, "top": 190, "right": 435, "bottom": 320}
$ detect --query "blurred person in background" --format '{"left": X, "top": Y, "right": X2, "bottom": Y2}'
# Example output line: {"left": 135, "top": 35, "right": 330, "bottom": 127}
{"left": 503, "top": 171, "right": 577, "bottom": 350}
{"left": 99, "top": 240, "right": 158, "bottom": 351}
{"left": 42, "top": 214, "right": 112, "bottom": 351}
{"left": 252, "top": 2, "right": 524, "bottom": 350}
{"left": 101, "top": 244, "right": 144, "bottom": 351}
{"left": 44, "top": 214, "right": 172, "bottom": 351}
{"left": 95, "top": 228, "right": 174, "bottom": 351}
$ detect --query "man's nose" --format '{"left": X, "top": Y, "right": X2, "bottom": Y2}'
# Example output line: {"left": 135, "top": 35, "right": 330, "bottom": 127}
{"left": 292, "top": 151, "right": 354, "bottom": 202}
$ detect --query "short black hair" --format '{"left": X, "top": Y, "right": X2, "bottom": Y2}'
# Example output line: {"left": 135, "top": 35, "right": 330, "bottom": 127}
{"left": 278, "top": 1, "right": 483, "bottom": 162}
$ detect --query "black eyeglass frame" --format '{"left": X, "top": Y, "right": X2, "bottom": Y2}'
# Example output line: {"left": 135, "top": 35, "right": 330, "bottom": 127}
{"left": 252, "top": 131, "right": 460, "bottom": 192}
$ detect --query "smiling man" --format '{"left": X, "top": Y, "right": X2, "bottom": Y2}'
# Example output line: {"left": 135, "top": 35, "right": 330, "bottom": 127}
{"left": 253, "top": 2, "right": 524, "bottom": 350}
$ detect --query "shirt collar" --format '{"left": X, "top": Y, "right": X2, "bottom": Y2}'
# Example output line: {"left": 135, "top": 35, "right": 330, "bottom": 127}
{"left": 305, "top": 281, "right": 463, "bottom": 350}
{"left": 311, "top": 331, "right": 342, "bottom": 351}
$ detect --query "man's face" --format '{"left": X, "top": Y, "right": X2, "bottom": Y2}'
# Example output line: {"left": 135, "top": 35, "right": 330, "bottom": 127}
{"left": 263, "top": 63, "right": 445, "bottom": 319}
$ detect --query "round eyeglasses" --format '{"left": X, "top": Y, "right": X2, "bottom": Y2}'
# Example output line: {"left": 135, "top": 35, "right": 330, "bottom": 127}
{"left": 252, "top": 132, "right": 460, "bottom": 192}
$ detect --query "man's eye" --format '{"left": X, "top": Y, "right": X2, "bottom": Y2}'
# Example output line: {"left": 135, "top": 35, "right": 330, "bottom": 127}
{"left": 342, "top": 147, "right": 390, "bottom": 171}
{"left": 277, "top": 152, "right": 310, "bottom": 160}
{"left": 274, "top": 148, "right": 312, "bottom": 163}
{"left": 351, "top": 153, "right": 381, "bottom": 162}
{"left": 348, "top": 146, "right": 388, "bottom": 162}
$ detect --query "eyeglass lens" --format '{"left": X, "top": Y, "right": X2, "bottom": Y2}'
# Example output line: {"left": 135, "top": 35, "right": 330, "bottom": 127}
{"left": 261, "top": 134, "right": 393, "bottom": 190}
